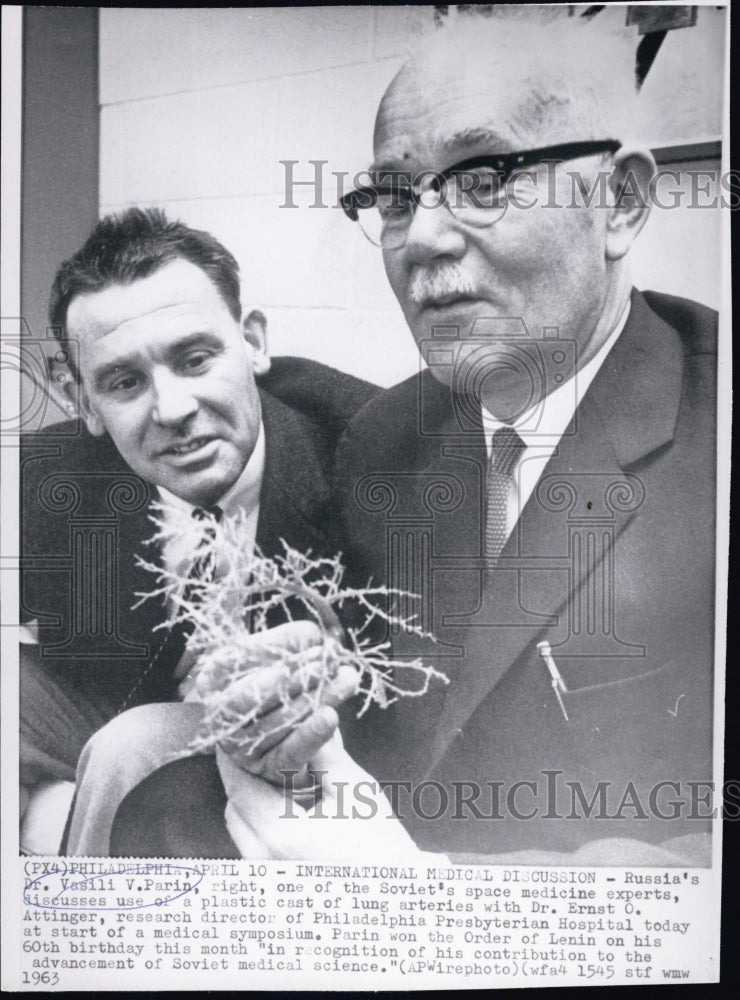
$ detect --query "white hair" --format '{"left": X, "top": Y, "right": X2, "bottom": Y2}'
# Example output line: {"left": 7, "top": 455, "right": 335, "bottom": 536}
{"left": 400, "top": 7, "right": 644, "bottom": 145}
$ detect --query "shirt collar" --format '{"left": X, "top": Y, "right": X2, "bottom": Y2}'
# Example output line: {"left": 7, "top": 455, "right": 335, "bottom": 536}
{"left": 158, "top": 421, "right": 265, "bottom": 520}
{"left": 482, "top": 301, "right": 631, "bottom": 447}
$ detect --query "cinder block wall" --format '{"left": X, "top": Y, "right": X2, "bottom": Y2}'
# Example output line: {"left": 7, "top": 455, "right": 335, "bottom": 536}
{"left": 99, "top": 6, "right": 726, "bottom": 387}
{"left": 99, "top": 7, "right": 430, "bottom": 387}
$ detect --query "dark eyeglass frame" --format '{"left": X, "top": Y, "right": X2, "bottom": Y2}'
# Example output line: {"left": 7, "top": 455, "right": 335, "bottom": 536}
{"left": 340, "top": 139, "right": 622, "bottom": 224}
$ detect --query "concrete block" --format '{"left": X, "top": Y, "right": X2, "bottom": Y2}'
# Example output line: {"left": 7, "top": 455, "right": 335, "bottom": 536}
{"left": 100, "top": 82, "right": 277, "bottom": 204}
{"left": 274, "top": 59, "right": 403, "bottom": 191}
{"left": 100, "top": 7, "right": 375, "bottom": 104}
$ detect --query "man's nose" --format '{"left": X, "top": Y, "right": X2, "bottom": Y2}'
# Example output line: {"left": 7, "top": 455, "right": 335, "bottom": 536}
{"left": 150, "top": 370, "right": 198, "bottom": 427}
{"left": 403, "top": 197, "right": 466, "bottom": 264}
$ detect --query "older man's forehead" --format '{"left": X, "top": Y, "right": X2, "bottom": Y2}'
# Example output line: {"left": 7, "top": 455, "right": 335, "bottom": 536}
{"left": 374, "top": 41, "right": 582, "bottom": 171}
{"left": 373, "top": 90, "right": 532, "bottom": 173}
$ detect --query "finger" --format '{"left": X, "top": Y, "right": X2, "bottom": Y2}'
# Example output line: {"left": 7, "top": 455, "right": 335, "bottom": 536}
{"left": 224, "top": 705, "right": 320, "bottom": 766}
{"left": 243, "top": 705, "right": 340, "bottom": 782}
{"left": 224, "top": 687, "right": 326, "bottom": 758}
{"left": 221, "top": 661, "right": 359, "bottom": 760}
{"left": 201, "top": 668, "right": 285, "bottom": 732}
{"left": 253, "top": 654, "right": 325, "bottom": 717}
{"left": 251, "top": 660, "right": 358, "bottom": 726}
{"left": 317, "top": 665, "right": 360, "bottom": 708}
{"left": 206, "top": 652, "right": 321, "bottom": 730}
{"left": 269, "top": 703, "right": 339, "bottom": 776}
{"left": 310, "top": 738, "right": 394, "bottom": 812}
{"left": 194, "top": 620, "right": 325, "bottom": 696}
{"left": 213, "top": 638, "right": 346, "bottom": 727}
{"left": 252, "top": 620, "right": 324, "bottom": 654}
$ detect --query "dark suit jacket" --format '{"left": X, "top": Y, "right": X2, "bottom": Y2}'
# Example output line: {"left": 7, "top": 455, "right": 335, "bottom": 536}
{"left": 110, "top": 291, "right": 718, "bottom": 860}
{"left": 336, "top": 289, "right": 717, "bottom": 855}
{"left": 20, "top": 357, "right": 378, "bottom": 778}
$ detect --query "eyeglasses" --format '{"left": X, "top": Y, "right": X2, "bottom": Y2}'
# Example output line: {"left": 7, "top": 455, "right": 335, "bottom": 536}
{"left": 340, "top": 140, "right": 621, "bottom": 248}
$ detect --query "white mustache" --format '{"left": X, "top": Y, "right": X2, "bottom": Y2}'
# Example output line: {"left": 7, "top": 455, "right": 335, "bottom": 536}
{"left": 408, "top": 263, "right": 477, "bottom": 305}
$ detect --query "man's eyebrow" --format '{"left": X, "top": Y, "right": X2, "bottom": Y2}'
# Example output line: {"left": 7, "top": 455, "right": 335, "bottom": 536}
{"left": 438, "top": 127, "right": 509, "bottom": 158}
{"left": 90, "top": 332, "right": 221, "bottom": 389}
{"left": 369, "top": 137, "right": 416, "bottom": 175}
{"left": 91, "top": 356, "right": 140, "bottom": 391}
{"left": 370, "top": 127, "right": 510, "bottom": 175}
{"left": 165, "top": 330, "right": 221, "bottom": 354}
{"left": 368, "top": 160, "right": 412, "bottom": 177}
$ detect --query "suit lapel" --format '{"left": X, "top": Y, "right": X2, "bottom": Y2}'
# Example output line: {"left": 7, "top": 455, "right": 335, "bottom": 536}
{"left": 426, "top": 290, "right": 686, "bottom": 771}
{"left": 255, "top": 390, "right": 334, "bottom": 557}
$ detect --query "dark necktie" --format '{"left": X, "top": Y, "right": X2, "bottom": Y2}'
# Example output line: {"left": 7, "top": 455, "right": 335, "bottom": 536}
{"left": 120, "top": 505, "right": 222, "bottom": 708}
{"left": 485, "top": 426, "right": 525, "bottom": 565}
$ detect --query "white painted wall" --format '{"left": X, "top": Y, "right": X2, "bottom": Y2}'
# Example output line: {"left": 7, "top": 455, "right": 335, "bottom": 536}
{"left": 99, "top": 6, "right": 727, "bottom": 387}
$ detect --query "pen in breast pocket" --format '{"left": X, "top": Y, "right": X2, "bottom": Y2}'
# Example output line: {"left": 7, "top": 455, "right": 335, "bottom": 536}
{"left": 537, "top": 640, "right": 569, "bottom": 722}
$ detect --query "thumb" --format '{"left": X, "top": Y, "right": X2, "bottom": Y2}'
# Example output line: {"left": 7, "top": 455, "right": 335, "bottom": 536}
{"left": 311, "top": 735, "right": 387, "bottom": 804}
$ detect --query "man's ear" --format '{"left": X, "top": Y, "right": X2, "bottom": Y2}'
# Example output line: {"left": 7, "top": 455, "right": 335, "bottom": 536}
{"left": 243, "top": 308, "right": 271, "bottom": 376}
{"left": 605, "top": 145, "right": 656, "bottom": 261}
{"left": 71, "top": 379, "right": 106, "bottom": 436}
{"left": 54, "top": 360, "right": 79, "bottom": 421}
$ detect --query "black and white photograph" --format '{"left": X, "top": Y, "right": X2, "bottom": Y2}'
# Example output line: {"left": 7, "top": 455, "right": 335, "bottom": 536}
{"left": 1, "top": 3, "right": 729, "bottom": 989}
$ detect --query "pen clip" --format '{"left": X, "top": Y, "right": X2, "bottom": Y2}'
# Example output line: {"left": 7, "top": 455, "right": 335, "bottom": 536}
{"left": 537, "top": 640, "right": 569, "bottom": 722}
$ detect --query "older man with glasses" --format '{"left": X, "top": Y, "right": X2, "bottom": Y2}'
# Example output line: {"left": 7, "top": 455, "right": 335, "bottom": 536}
{"left": 113, "top": 13, "right": 718, "bottom": 865}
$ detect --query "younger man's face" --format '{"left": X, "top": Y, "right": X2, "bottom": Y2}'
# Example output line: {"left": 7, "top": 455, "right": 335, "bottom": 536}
{"left": 67, "top": 258, "right": 269, "bottom": 506}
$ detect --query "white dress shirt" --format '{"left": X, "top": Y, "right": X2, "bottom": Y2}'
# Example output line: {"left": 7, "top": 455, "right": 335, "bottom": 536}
{"left": 481, "top": 304, "right": 630, "bottom": 537}
{"left": 157, "top": 423, "right": 265, "bottom": 693}
{"left": 158, "top": 422, "right": 265, "bottom": 581}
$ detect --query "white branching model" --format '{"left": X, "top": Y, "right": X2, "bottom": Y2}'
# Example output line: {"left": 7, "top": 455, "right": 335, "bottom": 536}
{"left": 135, "top": 503, "right": 447, "bottom": 760}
